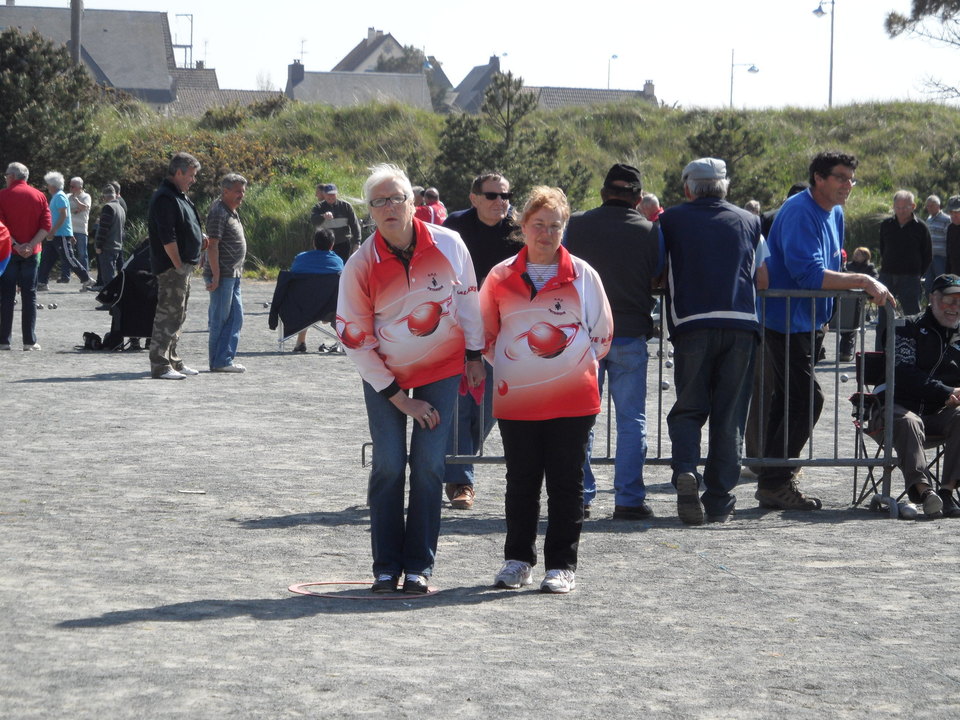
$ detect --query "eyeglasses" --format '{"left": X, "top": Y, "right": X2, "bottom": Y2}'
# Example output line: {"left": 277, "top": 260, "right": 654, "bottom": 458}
{"left": 369, "top": 194, "right": 408, "bottom": 208}
{"left": 828, "top": 173, "right": 857, "bottom": 186}
{"left": 480, "top": 192, "right": 513, "bottom": 201}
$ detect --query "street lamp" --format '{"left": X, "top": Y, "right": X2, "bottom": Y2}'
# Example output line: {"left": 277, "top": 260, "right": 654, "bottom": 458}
{"left": 608, "top": 54, "right": 618, "bottom": 90}
{"left": 813, "top": 0, "right": 835, "bottom": 108}
{"left": 729, "top": 49, "right": 759, "bottom": 108}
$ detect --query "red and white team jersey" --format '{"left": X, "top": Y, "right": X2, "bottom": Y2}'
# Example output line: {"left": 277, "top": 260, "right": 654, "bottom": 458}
{"left": 336, "top": 218, "right": 483, "bottom": 393}
{"left": 480, "top": 245, "right": 612, "bottom": 421}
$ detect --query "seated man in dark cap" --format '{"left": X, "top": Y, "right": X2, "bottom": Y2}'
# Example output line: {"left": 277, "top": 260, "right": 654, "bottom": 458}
{"left": 310, "top": 183, "right": 362, "bottom": 263}
{"left": 884, "top": 273, "right": 960, "bottom": 518}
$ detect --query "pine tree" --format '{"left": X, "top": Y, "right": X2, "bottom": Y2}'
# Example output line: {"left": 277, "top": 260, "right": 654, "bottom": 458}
{"left": 0, "top": 28, "right": 101, "bottom": 178}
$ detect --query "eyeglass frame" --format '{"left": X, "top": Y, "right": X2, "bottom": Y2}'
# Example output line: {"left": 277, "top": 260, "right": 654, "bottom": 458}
{"left": 368, "top": 193, "right": 409, "bottom": 208}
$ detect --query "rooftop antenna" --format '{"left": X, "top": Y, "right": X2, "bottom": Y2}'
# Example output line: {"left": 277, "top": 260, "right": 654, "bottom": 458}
{"left": 172, "top": 13, "right": 194, "bottom": 68}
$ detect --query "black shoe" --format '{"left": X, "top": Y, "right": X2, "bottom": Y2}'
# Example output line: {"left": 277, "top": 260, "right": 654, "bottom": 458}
{"left": 676, "top": 472, "right": 705, "bottom": 525}
{"left": 612, "top": 503, "right": 655, "bottom": 520}
{"left": 371, "top": 573, "right": 399, "bottom": 593}
{"left": 292, "top": 343, "right": 307, "bottom": 353}
{"left": 706, "top": 510, "right": 735, "bottom": 523}
{"left": 401, "top": 574, "right": 429, "bottom": 594}
{"left": 583, "top": 504, "right": 591, "bottom": 519}
{"left": 938, "top": 489, "right": 960, "bottom": 518}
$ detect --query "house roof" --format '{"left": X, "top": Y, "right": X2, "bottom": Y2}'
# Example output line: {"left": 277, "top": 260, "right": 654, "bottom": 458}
{"left": 0, "top": 6, "right": 176, "bottom": 103}
{"left": 287, "top": 70, "right": 431, "bottom": 110}
{"left": 452, "top": 56, "right": 501, "bottom": 114}
{"left": 332, "top": 30, "right": 402, "bottom": 72}
{"left": 524, "top": 86, "right": 658, "bottom": 110}
{"left": 165, "top": 88, "right": 284, "bottom": 118}
{"left": 171, "top": 67, "right": 220, "bottom": 91}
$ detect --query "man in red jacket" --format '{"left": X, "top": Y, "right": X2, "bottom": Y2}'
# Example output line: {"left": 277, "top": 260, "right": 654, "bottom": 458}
{"left": 0, "top": 162, "right": 52, "bottom": 350}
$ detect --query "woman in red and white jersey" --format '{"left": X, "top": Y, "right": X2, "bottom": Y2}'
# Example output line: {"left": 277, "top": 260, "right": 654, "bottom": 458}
{"left": 336, "top": 163, "right": 484, "bottom": 595}
{"left": 480, "top": 186, "right": 612, "bottom": 594}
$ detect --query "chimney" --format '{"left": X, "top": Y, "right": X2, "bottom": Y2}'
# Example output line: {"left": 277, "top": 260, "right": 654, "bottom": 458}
{"left": 196, "top": 60, "right": 204, "bottom": 70}
{"left": 288, "top": 60, "right": 304, "bottom": 88}
{"left": 643, "top": 79, "right": 655, "bottom": 96}
{"left": 367, "top": 27, "right": 376, "bottom": 44}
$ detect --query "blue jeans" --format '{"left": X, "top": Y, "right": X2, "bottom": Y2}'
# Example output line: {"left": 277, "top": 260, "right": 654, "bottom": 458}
{"left": 668, "top": 328, "right": 756, "bottom": 517}
{"left": 443, "top": 359, "right": 496, "bottom": 487}
{"left": 362, "top": 374, "right": 459, "bottom": 578}
{"left": 73, "top": 233, "right": 89, "bottom": 275}
{"left": 207, "top": 277, "right": 243, "bottom": 369}
{"left": 583, "top": 337, "right": 649, "bottom": 507}
{"left": 0, "top": 253, "right": 40, "bottom": 345}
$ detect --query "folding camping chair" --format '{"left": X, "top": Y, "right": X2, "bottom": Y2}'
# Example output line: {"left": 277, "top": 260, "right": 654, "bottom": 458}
{"left": 94, "top": 241, "right": 156, "bottom": 351}
{"left": 850, "top": 350, "right": 945, "bottom": 514}
{"left": 267, "top": 271, "right": 341, "bottom": 352}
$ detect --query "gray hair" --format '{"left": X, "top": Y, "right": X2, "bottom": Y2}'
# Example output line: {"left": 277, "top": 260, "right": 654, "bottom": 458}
{"left": 893, "top": 189, "right": 915, "bottom": 205}
{"left": 70, "top": 177, "right": 83, "bottom": 188}
{"left": 926, "top": 194, "right": 941, "bottom": 206}
{"left": 168, "top": 152, "right": 201, "bottom": 177}
{"left": 44, "top": 171, "right": 65, "bottom": 191}
{"left": 220, "top": 173, "right": 247, "bottom": 190}
{"left": 363, "top": 163, "right": 413, "bottom": 204}
{"left": 686, "top": 177, "right": 729, "bottom": 199}
{"left": 5, "top": 162, "right": 28, "bottom": 181}
{"left": 101, "top": 185, "right": 116, "bottom": 199}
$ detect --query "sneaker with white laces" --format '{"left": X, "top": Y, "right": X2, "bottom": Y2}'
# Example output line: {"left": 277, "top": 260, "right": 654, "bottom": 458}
{"left": 22, "top": 343, "right": 40, "bottom": 351}
{"left": 177, "top": 366, "right": 200, "bottom": 376}
{"left": 540, "top": 569, "right": 576, "bottom": 594}
{"left": 158, "top": 369, "right": 186, "bottom": 380}
{"left": 494, "top": 560, "right": 533, "bottom": 589}
{"left": 401, "top": 574, "right": 430, "bottom": 594}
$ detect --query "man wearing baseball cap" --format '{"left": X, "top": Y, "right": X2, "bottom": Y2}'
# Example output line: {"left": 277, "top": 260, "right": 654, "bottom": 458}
{"left": 310, "top": 182, "right": 361, "bottom": 262}
{"left": 659, "top": 157, "right": 768, "bottom": 524}
{"left": 565, "top": 163, "right": 662, "bottom": 520}
{"left": 881, "top": 273, "right": 960, "bottom": 517}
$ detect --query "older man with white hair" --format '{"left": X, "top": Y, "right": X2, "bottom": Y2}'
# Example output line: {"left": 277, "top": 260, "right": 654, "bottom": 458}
{"left": 37, "top": 171, "right": 95, "bottom": 291}
{"left": 660, "top": 157, "right": 769, "bottom": 524}
{"left": 0, "top": 162, "right": 51, "bottom": 350}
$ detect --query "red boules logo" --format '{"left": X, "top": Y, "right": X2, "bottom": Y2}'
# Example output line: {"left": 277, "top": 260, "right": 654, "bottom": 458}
{"left": 524, "top": 321, "right": 576, "bottom": 358}
{"left": 405, "top": 301, "right": 444, "bottom": 337}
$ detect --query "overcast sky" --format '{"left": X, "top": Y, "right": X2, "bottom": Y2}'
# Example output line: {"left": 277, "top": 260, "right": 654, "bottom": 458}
{"left": 11, "top": 0, "right": 958, "bottom": 109}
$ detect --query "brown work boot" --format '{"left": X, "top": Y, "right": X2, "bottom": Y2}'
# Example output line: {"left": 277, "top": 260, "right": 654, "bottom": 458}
{"left": 450, "top": 484, "right": 475, "bottom": 509}
{"left": 755, "top": 480, "right": 822, "bottom": 510}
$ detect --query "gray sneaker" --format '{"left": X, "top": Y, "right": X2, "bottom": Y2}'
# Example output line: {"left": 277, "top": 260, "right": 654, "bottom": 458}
{"left": 540, "top": 569, "right": 576, "bottom": 594}
{"left": 494, "top": 560, "right": 533, "bottom": 589}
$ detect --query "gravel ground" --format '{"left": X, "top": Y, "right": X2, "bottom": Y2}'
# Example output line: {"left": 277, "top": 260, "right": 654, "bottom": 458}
{"left": 1, "top": 278, "right": 958, "bottom": 719}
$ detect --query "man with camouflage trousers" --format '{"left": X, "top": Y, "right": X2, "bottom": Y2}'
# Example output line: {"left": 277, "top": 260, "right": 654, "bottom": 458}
{"left": 148, "top": 152, "right": 205, "bottom": 380}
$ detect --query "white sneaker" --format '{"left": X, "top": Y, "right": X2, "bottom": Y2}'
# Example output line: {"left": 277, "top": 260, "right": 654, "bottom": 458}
{"left": 178, "top": 366, "right": 200, "bottom": 376}
{"left": 923, "top": 491, "right": 944, "bottom": 517}
{"left": 494, "top": 560, "right": 533, "bottom": 589}
{"left": 80, "top": 279, "right": 96, "bottom": 291}
{"left": 22, "top": 343, "right": 40, "bottom": 351}
{"left": 211, "top": 363, "right": 245, "bottom": 373}
{"left": 158, "top": 369, "right": 186, "bottom": 380}
{"left": 540, "top": 569, "right": 576, "bottom": 594}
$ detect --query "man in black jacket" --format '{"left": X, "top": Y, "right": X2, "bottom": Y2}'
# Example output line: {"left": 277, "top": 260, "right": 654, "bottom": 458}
{"left": 147, "top": 152, "right": 204, "bottom": 380}
{"left": 564, "top": 163, "right": 662, "bottom": 520}
{"left": 888, "top": 273, "right": 960, "bottom": 517}
{"left": 310, "top": 183, "right": 362, "bottom": 263}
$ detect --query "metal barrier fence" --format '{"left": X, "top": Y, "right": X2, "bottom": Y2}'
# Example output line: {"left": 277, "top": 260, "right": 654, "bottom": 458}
{"left": 442, "top": 288, "right": 902, "bottom": 514}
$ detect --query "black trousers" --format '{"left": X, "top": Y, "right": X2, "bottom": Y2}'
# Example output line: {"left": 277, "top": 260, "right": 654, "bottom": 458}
{"left": 498, "top": 415, "right": 595, "bottom": 571}
{"left": 758, "top": 329, "right": 825, "bottom": 487}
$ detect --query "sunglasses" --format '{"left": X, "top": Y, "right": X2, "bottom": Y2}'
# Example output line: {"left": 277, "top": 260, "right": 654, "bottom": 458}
{"left": 480, "top": 192, "right": 513, "bottom": 201}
